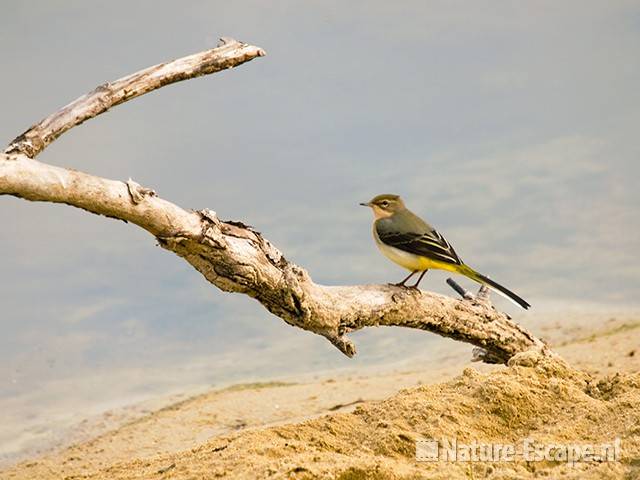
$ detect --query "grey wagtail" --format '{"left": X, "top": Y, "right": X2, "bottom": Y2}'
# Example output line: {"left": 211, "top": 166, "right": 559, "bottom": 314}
{"left": 360, "top": 194, "right": 530, "bottom": 310}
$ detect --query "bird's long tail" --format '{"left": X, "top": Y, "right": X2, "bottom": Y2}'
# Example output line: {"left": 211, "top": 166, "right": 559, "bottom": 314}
{"left": 458, "top": 264, "right": 531, "bottom": 310}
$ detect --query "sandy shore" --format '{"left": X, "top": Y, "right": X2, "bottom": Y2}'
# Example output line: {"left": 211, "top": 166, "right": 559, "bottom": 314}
{"left": 2, "top": 309, "right": 639, "bottom": 479}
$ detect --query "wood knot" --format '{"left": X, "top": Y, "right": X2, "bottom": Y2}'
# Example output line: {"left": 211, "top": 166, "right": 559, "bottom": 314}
{"left": 126, "top": 178, "right": 156, "bottom": 204}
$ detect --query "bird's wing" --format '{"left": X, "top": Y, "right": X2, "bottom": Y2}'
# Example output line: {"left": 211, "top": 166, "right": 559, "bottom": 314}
{"left": 376, "top": 224, "right": 463, "bottom": 266}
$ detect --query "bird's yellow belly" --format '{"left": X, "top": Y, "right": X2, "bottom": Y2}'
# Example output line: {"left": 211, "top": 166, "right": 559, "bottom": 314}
{"left": 375, "top": 238, "right": 459, "bottom": 273}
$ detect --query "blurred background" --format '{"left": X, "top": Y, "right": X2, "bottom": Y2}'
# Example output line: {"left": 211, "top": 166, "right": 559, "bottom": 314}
{"left": 1, "top": 0, "right": 639, "bottom": 462}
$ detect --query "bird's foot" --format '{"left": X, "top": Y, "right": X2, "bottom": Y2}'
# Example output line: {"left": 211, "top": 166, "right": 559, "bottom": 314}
{"left": 388, "top": 282, "right": 421, "bottom": 293}
{"left": 388, "top": 282, "right": 411, "bottom": 288}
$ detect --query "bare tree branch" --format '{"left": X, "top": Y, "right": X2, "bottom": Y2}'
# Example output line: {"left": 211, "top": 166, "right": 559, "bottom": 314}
{"left": 5, "top": 37, "right": 265, "bottom": 158}
{"left": 0, "top": 37, "right": 554, "bottom": 365}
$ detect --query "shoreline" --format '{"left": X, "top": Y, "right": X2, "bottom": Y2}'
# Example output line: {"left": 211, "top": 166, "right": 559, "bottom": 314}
{"left": 2, "top": 307, "right": 639, "bottom": 478}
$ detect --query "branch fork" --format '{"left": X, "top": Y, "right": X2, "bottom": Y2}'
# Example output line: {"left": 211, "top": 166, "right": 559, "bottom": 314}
{"left": 0, "top": 37, "right": 554, "bottom": 365}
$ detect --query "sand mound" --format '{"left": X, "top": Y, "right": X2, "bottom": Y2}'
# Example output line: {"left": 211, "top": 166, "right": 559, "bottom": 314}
{"left": 12, "top": 352, "right": 637, "bottom": 479}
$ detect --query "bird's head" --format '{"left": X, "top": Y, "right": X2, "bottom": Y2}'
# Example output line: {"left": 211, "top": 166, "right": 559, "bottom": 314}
{"left": 360, "top": 194, "right": 406, "bottom": 218}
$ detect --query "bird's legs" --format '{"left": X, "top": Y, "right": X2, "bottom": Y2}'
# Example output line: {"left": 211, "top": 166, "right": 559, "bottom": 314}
{"left": 410, "top": 270, "right": 429, "bottom": 289}
{"left": 392, "top": 270, "right": 418, "bottom": 287}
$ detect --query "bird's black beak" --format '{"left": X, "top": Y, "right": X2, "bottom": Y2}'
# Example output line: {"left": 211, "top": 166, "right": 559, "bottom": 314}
{"left": 359, "top": 202, "right": 370, "bottom": 207}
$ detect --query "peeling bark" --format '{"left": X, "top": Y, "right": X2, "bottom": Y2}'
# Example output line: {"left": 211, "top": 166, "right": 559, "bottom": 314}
{"left": 0, "top": 37, "right": 553, "bottom": 364}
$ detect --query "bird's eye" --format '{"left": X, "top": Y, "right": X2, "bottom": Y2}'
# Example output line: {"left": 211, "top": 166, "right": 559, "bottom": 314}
{"left": 381, "top": 201, "right": 389, "bottom": 207}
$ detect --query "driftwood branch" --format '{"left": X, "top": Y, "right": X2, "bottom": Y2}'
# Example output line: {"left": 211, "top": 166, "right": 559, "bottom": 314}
{"left": 5, "top": 37, "right": 266, "bottom": 158}
{"left": 0, "top": 37, "right": 552, "bottom": 365}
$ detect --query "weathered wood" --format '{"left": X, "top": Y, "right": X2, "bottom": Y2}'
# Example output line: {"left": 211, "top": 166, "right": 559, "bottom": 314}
{"left": 5, "top": 38, "right": 265, "bottom": 158}
{"left": 0, "top": 38, "right": 552, "bottom": 364}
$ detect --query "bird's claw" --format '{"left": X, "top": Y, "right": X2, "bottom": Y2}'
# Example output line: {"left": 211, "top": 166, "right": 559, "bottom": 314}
{"left": 387, "top": 282, "right": 421, "bottom": 293}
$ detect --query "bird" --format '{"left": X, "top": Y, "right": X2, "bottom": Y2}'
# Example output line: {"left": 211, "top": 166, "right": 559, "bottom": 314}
{"left": 360, "top": 193, "right": 530, "bottom": 310}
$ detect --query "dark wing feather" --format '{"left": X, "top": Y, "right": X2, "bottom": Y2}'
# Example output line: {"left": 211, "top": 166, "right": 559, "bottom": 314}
{"left": 377, "top": 227, "right": 463, "bottom": 266}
